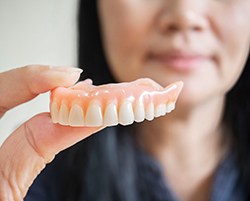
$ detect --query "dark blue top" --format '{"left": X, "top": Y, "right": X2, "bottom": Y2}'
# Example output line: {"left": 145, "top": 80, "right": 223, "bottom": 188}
{"left": 24, "top": 145, "right": 246, "bottom": 201}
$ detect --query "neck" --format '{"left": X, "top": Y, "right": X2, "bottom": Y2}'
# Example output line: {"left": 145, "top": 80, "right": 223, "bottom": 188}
{"left": 136, "top": 96, "right": 229, "bottom": 201}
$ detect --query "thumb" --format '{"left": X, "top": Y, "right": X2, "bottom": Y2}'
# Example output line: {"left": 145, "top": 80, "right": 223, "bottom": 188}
{"left": 24, "top": 113, "right": 103, "bottom": 162}
{"left": 0, "top": 113, "right": 103, "bottom": 200}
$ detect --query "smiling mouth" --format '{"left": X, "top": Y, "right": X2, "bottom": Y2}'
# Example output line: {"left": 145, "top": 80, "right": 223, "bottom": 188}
{"left": 148, "top": 51, "right": 212, "bottom": 72}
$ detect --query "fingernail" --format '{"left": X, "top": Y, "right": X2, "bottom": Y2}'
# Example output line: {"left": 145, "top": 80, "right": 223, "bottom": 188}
{"left": 50, "top": 66, "right": 83, "bottom": 74}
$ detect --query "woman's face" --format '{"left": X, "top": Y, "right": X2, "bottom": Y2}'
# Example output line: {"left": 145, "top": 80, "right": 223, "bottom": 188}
{"left": 98, "top": 0, "right": 250, "bottom": 107}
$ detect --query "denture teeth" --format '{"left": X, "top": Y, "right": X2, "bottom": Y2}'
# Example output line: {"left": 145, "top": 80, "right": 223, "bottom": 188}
{"left": 51, "top": 101, "right": 59, "bottom": 123}
{"left": 134, "top": 101, "right": 145, "bottom": 123}
{"left": 119, "top": 100, "right": 135, "bottom": 125}
{"left": 85, "top": 102, "right": 103, "bottom": 126}
{"left": 69, "top": 104, "right": 84, "bottom": 126}
{"left": 166, "top": 103, "right": 175, "bottom": 113}
{"left": 51, "top": 79, "right": 182, "bottom": 127}
{"left": 145, "top": 102, "right": 154, "bottom": 121}
{"left": 104, "top": 102, "right": 118, "bottom": 126}
{"left": 154, "top": 104, "right": 167, "bottom": 118}
{"left": 58, "top": 103, "right": 69, "bottom": 125}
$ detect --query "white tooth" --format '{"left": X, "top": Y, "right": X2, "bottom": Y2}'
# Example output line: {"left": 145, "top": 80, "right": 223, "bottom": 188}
{"left": 166, "top": 103, "right": 175, "bottom": 113}
{"left": 58, "top": 103, "right": 69, "bottom": 125}
{"left": 119, "top": 100, "right": 134, "bottom": 125}
{"left": 50, "top": 101, "right": 59, "bottom": 123}
{"left": 69, "top": 104, "right": 84, "bottom": 126}
{"left": 134, "top": 101, "right": 145, "bottom": 123}
{"left": 154, "top": 104, "right": 167, "bottom": 117}
{"left": 85, "top": 102, "right": 103, "bottom": 126}
{"left": 103, "top": 102, "right": 118, "bottom": 126}
{"left": 145, "top": 102, "right": 154, "bottom": 121}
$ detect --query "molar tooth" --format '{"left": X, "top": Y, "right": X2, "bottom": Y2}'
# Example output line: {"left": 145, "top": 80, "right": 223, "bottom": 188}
{"left": 134, "top": 101, "right": 145, "bottom": 123}
{"left": 145, "top": 102, "right": 154, "bottom": 121}
{"left": 51, "top": 101, "right": 59, "bottom": 123}
{"left": 154, "top": 104, "right": 167, "bottom": 117}
{"left": 58, "top": 103, "right": 69, "bottom": 125}
{"left": 104, "top": 102, "right": 118, "bottom": 126}
{"left": 119, "top": 100, "right": 134, "bottom": 125}
{"left": 85, "top": 101, "right": 103, "bottom": 126}
{"left": 69, "top": 104, "right": 84, "bottom": 126}
{"left": 166, "top": 103, "right": 175, "bottom": 113}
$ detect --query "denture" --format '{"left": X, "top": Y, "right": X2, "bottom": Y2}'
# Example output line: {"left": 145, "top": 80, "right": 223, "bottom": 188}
{"left": 50, "top": 78, "right": 183, "bottom": 127}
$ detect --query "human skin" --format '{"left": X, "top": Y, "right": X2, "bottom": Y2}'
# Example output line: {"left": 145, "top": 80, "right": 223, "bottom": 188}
{"left": 98, "top": 0, "right": 250, "bottom": 108}
{"left": 1, "top": 0, "right": 250, "bottom": 200}
{"left": 98, "top": 0, "right": 250, "bottom": 200}
{"left": 0, "top": 66, "right": 103, "bottom": 201}
{"left": 0, "top": 66, "right": 181, "bottom": 201}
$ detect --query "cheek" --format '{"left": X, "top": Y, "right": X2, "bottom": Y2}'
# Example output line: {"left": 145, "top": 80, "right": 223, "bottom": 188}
{"left": 98, "top": 0, "right": 159, "bottom": 82}
{"left": 105, "top": 23, "right": 147, "bottom": 82}
{"left": 213, "top": 4, "right": 250, "bottom": 92}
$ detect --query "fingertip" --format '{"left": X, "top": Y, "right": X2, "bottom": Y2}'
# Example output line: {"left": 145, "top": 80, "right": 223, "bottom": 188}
{"left": 49, "top": 66, "right": 83, "bottom": 74}
{"left": 47, "top": 66, "right": 83, "bottom": 88}
{"left": 26, "top": 65, "right": 83, "bottom": 94}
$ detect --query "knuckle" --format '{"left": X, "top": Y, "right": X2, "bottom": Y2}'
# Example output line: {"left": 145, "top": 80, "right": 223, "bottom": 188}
{"left": 0, "top": 106, "right": 8, "bottom": 118}
{"left": 24, "top": 122, "right": 44, "bottom": 160}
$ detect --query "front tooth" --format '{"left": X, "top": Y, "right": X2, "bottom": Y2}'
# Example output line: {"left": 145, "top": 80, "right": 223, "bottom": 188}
{"left": 69, "top": 104, "right": 84, "bottom": 126}
{"left": 51, "top": 101, "right": 59, "bottom": 123}
{"left": 134, "top": 101, "right": 145, "bottom": 123}
{"left": 166, "top": 103, "right": 175, "bottom": 113}
{"left": 145, "top": 102, "right": 154, "bottom": 121}
{"left": 119, "top": 100, "right": 134, "bottom": 125}
{"left": 103, "top": 102, "right": 118, "bottom": 126}
{"left": 154, "top": 104, "right": 167, "bottom": 117}
{"left": 85, "top": 101, "right": 103, "bottom": 126}
{"left": 58, "top": 103, "right": 69, "bottom": 125}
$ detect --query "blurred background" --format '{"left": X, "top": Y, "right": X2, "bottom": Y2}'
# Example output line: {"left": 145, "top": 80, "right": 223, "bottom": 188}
{"left": 0, "top": 0, "right": 78, "bottom": 144}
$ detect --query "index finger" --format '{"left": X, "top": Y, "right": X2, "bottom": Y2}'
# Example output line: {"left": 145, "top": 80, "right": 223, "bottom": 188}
{"left": 0, "top": 65, "right": 82, "bottom": 117}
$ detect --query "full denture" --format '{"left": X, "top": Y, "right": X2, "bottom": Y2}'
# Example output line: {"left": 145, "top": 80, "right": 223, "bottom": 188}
{"left": 50, "top": 78, "right": 183, "bottom": 127}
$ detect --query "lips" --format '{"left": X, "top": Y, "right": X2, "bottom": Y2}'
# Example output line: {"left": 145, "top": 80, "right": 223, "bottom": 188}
{"left": 148, "top": 50, "right": 211, "bottom": 72}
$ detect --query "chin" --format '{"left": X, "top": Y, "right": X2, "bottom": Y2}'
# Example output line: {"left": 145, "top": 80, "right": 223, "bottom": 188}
{"left": 175, "top": 82, "right": 210, "bottom": 108}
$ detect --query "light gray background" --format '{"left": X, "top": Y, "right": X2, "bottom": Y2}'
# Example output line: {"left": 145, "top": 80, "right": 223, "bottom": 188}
{"left": 0, "top": 0, "right": 78, "bottom": 144}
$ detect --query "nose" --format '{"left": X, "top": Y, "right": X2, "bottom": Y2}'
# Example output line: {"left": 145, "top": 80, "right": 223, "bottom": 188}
{"left": 159, "top": 0, "right": 208, "bottom": 34}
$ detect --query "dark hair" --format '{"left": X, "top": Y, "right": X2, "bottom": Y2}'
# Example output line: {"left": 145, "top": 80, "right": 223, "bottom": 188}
{"left": 224, "top": 53, "right": 250, "bottom": 194}
{"left": 63, "top": 0, "right": 250, "bottom": 200}
{"left": 62, "top": 2, "right": 139, "bottom": 200}
{"left": 78, "top": 0, "right": 115, "bottom": 84}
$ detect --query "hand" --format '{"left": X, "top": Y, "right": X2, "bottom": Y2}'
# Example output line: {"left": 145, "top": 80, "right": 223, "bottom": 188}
{"left": 0, "top": 65, "right": 103, "bottom": 201}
